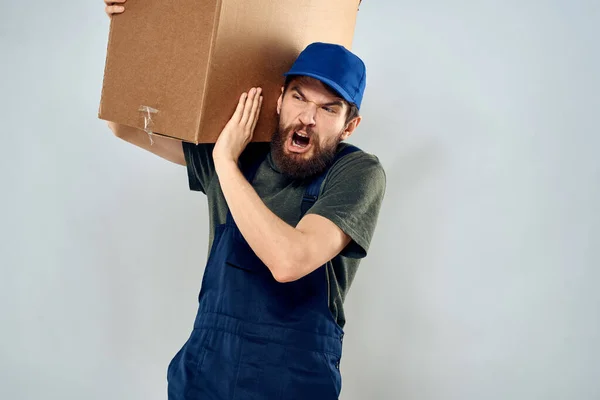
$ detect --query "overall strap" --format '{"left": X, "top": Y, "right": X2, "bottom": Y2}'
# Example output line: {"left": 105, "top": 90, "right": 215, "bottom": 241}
{"left": 242, "top": 152, "right": 267, "bottom": 183}
{"left": 300, "top": 144, "right": 361, "bottom": 217}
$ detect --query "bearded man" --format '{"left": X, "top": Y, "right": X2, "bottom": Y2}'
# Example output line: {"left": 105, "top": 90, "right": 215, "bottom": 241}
{"left": 105, "top": 6, "right": 386, "bottom": 399}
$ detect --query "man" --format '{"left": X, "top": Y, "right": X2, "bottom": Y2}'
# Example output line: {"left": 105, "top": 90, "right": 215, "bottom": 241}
{"left": 105, "top": 3, "right": 386, "bottom": 399}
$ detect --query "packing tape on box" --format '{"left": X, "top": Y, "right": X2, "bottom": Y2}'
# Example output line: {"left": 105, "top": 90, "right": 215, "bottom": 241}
{"left": 138, "top": 105, "right": 159, "bottom": 145}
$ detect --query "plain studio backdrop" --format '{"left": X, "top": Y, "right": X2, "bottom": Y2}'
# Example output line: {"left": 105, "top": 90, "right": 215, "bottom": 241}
{"left": 1, "top": 1, "right": 599, "bottom": 399}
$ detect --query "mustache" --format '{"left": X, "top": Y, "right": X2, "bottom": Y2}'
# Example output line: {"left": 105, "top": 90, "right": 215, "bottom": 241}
{"left": 284, "top": 123, "right": 317, "bottom": 137}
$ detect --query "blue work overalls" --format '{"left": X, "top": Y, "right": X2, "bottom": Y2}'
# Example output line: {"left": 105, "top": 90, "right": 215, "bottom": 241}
{"left": 167, "top": 145, "right": 360, "bottom": 400}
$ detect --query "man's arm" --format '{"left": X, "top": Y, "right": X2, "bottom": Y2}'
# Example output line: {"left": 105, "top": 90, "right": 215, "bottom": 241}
{"left": 107, "top": 122, "right": 186, "bottom": 166}
{"left": 216, "top": 161, "right": 351, "bottom": 283}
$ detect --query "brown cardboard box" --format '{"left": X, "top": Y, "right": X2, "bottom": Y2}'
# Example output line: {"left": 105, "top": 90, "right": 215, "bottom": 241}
{"left": 98, "top": 0, "right": 362, "bottom": 144}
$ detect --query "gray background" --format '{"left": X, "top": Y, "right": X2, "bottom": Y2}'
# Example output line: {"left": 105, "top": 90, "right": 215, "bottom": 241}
{"left": 2, "top": 1, "right": 599, "bottom": 399}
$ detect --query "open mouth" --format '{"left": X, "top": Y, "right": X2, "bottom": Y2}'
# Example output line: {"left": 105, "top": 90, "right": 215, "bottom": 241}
{"left": 291, "top": 131, "right": 310, "bottom": 149}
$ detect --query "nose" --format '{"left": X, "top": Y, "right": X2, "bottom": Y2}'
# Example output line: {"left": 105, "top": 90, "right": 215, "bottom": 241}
{"left": 298, "top": 103, "right": 317, "bottom": 127}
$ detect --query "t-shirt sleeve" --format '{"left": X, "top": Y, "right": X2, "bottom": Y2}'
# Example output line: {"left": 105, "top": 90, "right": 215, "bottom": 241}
{"left": 306, "top": 151, "right": 387, "bottom": 259}
{"left": 181, "top": 141, "right": 270, "bottom": 194}
{"left": 182, "top": 141, "right": 216, "bottom": 194}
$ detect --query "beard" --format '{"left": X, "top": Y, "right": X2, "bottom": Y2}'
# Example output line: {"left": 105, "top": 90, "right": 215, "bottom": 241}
{"left": 270, "top": 119, "right": 343, "bottom": 180}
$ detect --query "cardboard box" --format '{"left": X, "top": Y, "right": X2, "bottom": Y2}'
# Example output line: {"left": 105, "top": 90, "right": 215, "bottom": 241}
{"left": 98, "top": 0, "right": 362, "bottom": 144}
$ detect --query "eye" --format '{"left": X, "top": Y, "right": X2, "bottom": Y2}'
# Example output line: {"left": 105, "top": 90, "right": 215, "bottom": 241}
{"left": 292, "top": 94, "right": 304, "bottom": 101}
{"left": 322, "top": 106, "right": 337, "bottom": 114}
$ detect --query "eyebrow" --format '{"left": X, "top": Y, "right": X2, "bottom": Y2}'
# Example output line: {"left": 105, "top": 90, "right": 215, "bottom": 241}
{"left": 291, "top": 86, "right": 345, "bottom": 108}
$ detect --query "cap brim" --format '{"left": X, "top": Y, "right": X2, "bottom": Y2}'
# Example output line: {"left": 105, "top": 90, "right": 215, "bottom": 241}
{"left": 283, "top": 71, "right": 356, "bottom": 107}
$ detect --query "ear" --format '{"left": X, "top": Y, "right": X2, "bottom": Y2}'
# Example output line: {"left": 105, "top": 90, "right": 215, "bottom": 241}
{"left": 276, "top": 86, "right": 284, "bottom": 115}
{"left": 341, "top": 116, "right": 362, "bottom": 140}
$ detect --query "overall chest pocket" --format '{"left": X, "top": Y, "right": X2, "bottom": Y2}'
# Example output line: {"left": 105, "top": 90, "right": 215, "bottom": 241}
{"left": 225, "top": 229, "right": 269, "bottom": 275}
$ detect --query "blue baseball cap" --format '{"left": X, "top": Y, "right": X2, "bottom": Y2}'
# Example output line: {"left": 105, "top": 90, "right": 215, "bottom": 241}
{"left": 283, "top": 42, "right": 367, "bottom": 109}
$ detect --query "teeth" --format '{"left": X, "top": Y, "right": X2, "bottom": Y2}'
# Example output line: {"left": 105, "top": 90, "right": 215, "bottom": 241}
{"left": 295, "top": 131, "right": 308, "bottom": 138}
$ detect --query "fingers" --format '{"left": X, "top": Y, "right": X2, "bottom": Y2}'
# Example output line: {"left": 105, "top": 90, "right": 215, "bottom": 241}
{"left": 228, "top": 87, "right": 262, "bottom": 130}
{"left": 250, "top": 95, "right": 263, "bottom": 133}
{"left": 105, "top": 5, "right": 125, "bottom": 16}
{"left": 241, "top": 87, "right": 261, "bottom": 126}
{"left": 240, "top": 88, "right": 256, "bottom": 126}
{"left": 105, "top": 0, "right": 126, "bottom": 16}
{"left": 249, "top": 90, "right": 262, "bottom": 127}
{"left": 231, "top": 92, "right": 247, "bottom": 123}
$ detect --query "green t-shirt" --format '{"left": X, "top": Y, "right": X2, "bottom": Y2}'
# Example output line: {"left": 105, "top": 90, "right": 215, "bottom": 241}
{"left": 182, "top": 141, "right": 386, "bottom": 328}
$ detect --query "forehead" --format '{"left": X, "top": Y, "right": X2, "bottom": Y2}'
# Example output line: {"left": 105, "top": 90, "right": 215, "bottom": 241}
{"left": 288, "top": 76, "right": 346, "bottom": 104}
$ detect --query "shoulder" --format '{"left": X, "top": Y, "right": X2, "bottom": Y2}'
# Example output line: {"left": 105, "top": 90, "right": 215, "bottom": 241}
{"left": 332, "top": 143, "right": 385, "bottom": 172}
{"left": 182, "top": 141, "right": 216, "bottom": 170}
{"left": 323, "top": 143, "right": 386, "bottom": 190}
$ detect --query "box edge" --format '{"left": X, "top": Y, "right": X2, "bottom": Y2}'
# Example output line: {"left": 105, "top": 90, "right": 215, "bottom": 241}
{"left": 194, "top": 0, "right": 224, "bottom": 144}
